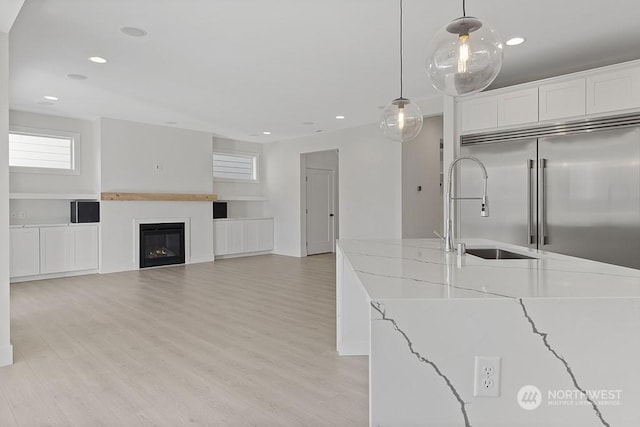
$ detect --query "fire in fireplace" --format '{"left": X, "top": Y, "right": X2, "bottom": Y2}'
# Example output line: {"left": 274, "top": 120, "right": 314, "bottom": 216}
{"left": 139, "top": 223, "right": 185, "bottom": 268}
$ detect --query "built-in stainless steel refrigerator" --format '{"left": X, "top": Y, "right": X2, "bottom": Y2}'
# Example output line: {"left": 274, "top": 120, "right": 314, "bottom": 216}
{"left": 458, "top": 114, "right": 640, "bottom": 270}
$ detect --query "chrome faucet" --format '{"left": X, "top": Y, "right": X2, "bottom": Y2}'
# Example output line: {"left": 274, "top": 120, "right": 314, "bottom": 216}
{"left": 444, "top": 156, "right": 489, "bottom": 252}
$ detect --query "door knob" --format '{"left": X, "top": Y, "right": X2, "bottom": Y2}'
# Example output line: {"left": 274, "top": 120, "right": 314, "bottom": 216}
{"left": 329, "top": 213, "right": 334, "bottom": 217}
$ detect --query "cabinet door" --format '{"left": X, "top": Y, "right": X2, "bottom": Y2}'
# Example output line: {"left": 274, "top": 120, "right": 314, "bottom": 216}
{"left": 244, "top": 219, "right": 274, "bottom": 252}
{"left": 245, "top": 220, "right": 262, "bottom": 253}
{"left": 40, "top": 227, "right": 70, "bottom": 274}
{"left": 539, "top": 78, "right": 586, "bottom": 121}
{"left": 10, "top": 228, "right": 40, "bottom": 278}
{"left": 459, "top": 96, "right": 498, "bottom": 132}
{"left": 213, "top": 221, "right": 230, "bottom": 255}
{"left": 586, "top": 67, "right": 640, "bottom": 114}
{"left": 497, "top": 87, "right": 539, "bottom": 127}
{"left": 69, "top": 225, "right": 98, "bottom": 271}
{"left": 226, "top": 220, "right": 245, "bottom": 254}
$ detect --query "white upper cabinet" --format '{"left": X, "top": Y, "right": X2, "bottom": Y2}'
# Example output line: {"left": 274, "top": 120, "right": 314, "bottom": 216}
{"left": 460, "top": 96, "right": 497, "bottom": 132}
{"left": 539, "top": 78, "right": 586, "bottom": 121}
{"left": 497, "top": 87, "right": 539, "bottom": 127}
{"left": 586, "top": 66, "right": 640, "bottom": 114}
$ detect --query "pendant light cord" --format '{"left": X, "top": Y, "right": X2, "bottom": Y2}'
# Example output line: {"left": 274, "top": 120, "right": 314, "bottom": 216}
{"left": 399, "top": 0, "right": 404, "bottom": 98}
{"left": 462, "top": 0, "right": 466, "bottom": 16}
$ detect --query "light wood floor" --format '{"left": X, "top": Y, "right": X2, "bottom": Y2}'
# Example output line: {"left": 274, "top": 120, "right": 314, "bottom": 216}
{"left": 0, "top": 254, "right": 368, "bottom": 426}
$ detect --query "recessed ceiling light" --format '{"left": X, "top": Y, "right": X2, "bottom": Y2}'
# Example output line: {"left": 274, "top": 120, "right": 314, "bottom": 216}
{"left": 506, "top": 37, "right": 525, "bottom": 46}
{"left": 43, "top": 95, "right": 59, "bottom": 101}
{"left": 37, "top": 101, "right": 54, "bottom": 106}
{"left": 263, "top": 131, "right": 271, "bottom": 135}
{"left": 67, "top": 73, "right": 88, "bottom": 80}
{"left": 120, "top": 26, "right": 148, "bottom": 37}
{"left": 335, "top": 115, "right": 345, "bottom": 120}
{"left": 315, "top": 130, "right": 323, "bottom": 133}
{"left": 89, "top": 56, "right": 108, "bottom": 64}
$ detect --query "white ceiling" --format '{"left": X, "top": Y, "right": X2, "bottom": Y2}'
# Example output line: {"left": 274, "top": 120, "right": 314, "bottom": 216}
{"left": 7, "top": 0, "right": 640, "bottom": 142}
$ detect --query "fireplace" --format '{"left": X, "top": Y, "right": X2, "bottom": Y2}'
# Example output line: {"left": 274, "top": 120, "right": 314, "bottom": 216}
{"left": 139, "top": 222, "right": 185, "bottom": 268}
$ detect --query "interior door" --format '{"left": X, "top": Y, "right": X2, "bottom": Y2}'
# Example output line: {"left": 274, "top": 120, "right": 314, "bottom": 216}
{"left": 460, "top": 139, "right": 538, "bottom": 247}
{"left": 306, "top": 168, "right": 335, "bottom": 255}
{"left": 539, "top": 127, "right": 640, "bottom": 269}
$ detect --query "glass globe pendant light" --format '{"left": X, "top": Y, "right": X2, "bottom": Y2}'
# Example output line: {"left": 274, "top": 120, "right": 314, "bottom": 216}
{"left": 426, "top": 0, "right": 503, "bottom": 97}
{"left": 380, "top": 0, "right": 423, "bottom": 142}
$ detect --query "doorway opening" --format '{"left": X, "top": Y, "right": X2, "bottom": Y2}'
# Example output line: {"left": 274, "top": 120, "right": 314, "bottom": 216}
{"left": 301, "top": 149, "right": 339, "bottom": 256}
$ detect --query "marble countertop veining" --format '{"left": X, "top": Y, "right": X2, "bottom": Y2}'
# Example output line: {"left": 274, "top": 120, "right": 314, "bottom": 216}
{"left": 338, "top": 238, "right": 640, "bottom": 300}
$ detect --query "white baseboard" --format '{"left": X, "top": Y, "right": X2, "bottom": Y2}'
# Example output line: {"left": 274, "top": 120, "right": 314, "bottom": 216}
{"left": 337, "top": 340, "right": 369, "bottom": 356}
{"left": 0, "top": 344, "right": 13, "bottom": 367}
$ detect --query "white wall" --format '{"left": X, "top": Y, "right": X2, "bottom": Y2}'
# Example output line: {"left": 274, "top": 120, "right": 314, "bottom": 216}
{"left": 402, "top": 115, "right": 444, "bottom": 238}
{"left": 0, "top": 31, "right": 13, "bottom": 367}
{"left": 9, "top": 110, "right": 99, "bottom": 224}
{"left": 264, "top": 123, "right": 402, "bottom": 257}
{"left": 101, "top": 118, "right": 212, "bottom": 193}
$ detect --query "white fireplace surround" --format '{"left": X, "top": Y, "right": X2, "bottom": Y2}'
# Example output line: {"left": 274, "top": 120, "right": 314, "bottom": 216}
{"left": 134, "top": 217, "right": 191, "bottom": 269}
{"left": 100, "top": 201, "right": 214, "bottom": 274}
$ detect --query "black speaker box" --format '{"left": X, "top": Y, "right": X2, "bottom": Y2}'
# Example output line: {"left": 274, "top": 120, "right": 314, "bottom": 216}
{"left": 213, "top": 201, "right": 227, "bottom": 219}
{"left": 71, "top": 201, "right": 100, "bottom": 223}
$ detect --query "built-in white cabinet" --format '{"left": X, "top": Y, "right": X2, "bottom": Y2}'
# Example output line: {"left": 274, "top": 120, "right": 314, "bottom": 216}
{"left": 214, "top": 218, "right": 273, "bottom": 256}
{"left": 458, "top": 60, "right": 640, "bottom": 135}
{"left": 497, "top": 87, "right": 539, "bottom": 127}
{"left": 586, "top": 66, "right": 640, "bottom": 114}
{"left": 539, "top": 78, "right": 586, "bottom": 121}
{"left": 10, "top": 224, "right": 99, "bottom": 280}
{"left": 460, "top": 96, "right": 497, "bottom": 132}
{"left": 10, "top": 228, "right": 40, "bottom": 278}
{"left": 40, "top": 225, "right": 99, "bottom": 274}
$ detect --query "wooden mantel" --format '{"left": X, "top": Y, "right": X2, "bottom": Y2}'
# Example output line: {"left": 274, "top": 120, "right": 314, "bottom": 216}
{"left": 101, "top": 192, "right": 218, "bottom": 202}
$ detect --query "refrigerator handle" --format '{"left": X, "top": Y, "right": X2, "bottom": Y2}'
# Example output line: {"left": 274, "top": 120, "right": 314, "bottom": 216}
{"left": 527, "top": 159, "right": 535, "bottom": 245}
{"left": 539, "top": 158, "right": 548, "bottom": 245}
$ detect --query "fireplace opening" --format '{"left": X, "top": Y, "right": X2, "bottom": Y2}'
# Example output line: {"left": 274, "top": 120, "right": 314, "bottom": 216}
{"left": 140, "top": 222, "right": 185, "bottom": 268}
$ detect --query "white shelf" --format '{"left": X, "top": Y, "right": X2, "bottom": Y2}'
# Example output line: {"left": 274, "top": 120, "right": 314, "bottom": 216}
{"left": 10, "top": 193, "right": 100, "bottom": 200}
{"left": 217, "top": 196, "right": 267, "bottom": 201}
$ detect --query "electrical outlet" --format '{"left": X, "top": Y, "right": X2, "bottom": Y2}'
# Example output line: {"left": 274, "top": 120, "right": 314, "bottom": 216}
{"left": 18, "top": 211, "right": 26, "bottom": 219}
{"left": 474, "top": 356, "right": 501, "bottom": 397}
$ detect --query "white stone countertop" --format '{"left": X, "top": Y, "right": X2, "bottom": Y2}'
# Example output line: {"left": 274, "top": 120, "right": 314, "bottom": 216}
{"left": 338, "top": 238, "right": 640, "bottom": 299}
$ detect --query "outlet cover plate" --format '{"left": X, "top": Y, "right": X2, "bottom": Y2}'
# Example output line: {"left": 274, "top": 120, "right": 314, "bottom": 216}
{"left": 474, "top": 356, "right": 501, "bottom": 397}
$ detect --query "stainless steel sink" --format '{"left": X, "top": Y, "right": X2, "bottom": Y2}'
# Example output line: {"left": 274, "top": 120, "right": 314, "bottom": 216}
{"left": 466, "top": 248, "right": 536, "bottom": 260}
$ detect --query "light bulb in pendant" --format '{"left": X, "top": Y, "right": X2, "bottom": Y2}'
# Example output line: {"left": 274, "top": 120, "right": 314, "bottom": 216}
{"left": 398, "top": 106, "right": 405, "bottom": 130}
{"left": 457, "top": 33, "right": 469, "bottom": 73}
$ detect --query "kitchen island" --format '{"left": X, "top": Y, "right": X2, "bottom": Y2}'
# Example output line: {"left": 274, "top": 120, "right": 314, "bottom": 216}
{"left": 337, "top": 238, "right": 640, "bottom": 427}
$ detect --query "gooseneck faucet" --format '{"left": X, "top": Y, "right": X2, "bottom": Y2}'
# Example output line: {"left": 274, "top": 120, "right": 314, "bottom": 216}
{"left": 445, "top": 156, "right": 489, "bottom": 252}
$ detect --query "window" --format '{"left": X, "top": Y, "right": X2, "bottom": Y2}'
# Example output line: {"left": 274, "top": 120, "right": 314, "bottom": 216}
{"left": 213, "top": 152, "right": 258, "bottom": 182}
{"left": 9, "top": 127, "right": 79, "bottom": 174}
